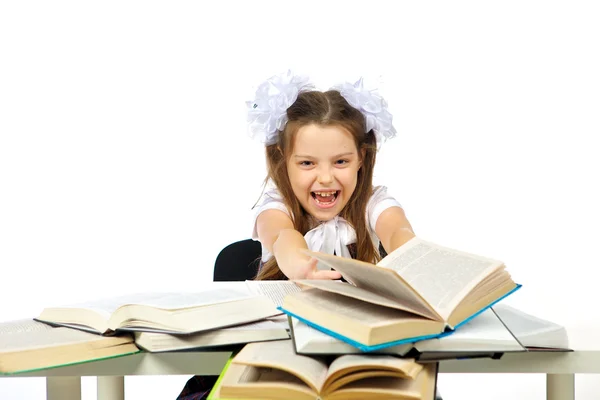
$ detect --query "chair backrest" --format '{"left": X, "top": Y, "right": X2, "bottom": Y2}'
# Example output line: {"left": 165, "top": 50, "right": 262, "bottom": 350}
{"left": 213, "top": 239, "right": 262, "bottom": 282}
{"left": 212, "top": 239, "right": 388, "bottom": 282}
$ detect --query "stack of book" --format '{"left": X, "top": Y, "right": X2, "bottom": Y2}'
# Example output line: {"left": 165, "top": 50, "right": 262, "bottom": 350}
{"left": 274, "top": 236, "right": 570, "bottom": 362}
{"left": 206, "top": 237, "right": 570, "bottom": 400}
{"left": 279, "top": 237, "right": 523, "bottom": 352}
{"left": 1, "top": 281, "right": 300, "bottom": 374}
{"left": 287, "top": 304, "right": 570, "bottom": 361}
{"left": 1, "top": 236, "right": 571, "bottom": 400}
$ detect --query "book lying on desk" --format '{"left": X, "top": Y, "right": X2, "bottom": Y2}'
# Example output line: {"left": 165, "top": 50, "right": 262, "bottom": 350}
{"left": 281, "top": 236, "right": 520, "bottom": 351}
{"left": 289, "top": 308, "right": 524, "bottom": 361}
{"left": 209, "top": 339, "right": 437, "bottom": 400}
{"left": 405, "top": 307, "right": 524, "bottom": 361}
{"left": 134, "top": 317, "right": 290, "bottom": 352}
{"left": 0, "top": 319, "right": 138, "bottom": 374}
{"left": 35, "top": 284, "right": 284, "bottom": 335}
{"left": 493, "top": 304, "right": 570, "bottom": 351}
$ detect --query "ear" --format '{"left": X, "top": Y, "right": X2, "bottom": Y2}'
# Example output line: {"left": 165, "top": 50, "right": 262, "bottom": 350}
{"left": 359, "top": 148, "right": 366, "bottom": 168}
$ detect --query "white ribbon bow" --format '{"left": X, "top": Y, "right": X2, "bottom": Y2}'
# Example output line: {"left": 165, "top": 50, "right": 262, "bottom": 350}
{"left": 304, "top": 216, "right": 357, "bottom": 270}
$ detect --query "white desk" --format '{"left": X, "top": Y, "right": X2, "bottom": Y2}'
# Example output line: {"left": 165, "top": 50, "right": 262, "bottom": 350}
{"left": 3, "top": 321, "right": 597, "bottom": 400}
{"left": 7, "top": 347, "right": 599, "bottom": 400}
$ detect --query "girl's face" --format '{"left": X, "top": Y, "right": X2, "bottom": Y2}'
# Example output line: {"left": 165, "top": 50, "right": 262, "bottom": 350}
{"left": 287, "top": 124, "right": 362, "bottom": 222}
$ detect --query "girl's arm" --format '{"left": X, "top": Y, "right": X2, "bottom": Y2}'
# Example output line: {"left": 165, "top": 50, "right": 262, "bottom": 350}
{"left": 375, "top": 206, "right": 416, "bottom": 254}
{"left": 256, "top": 209, "right": 342, "bottom": 280}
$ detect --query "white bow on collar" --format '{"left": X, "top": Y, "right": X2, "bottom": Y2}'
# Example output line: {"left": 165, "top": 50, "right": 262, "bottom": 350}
{"left": 304, "top": 216, "right": 356, "bottom": 270}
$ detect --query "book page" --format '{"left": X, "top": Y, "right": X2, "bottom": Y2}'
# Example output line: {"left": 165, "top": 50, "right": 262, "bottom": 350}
{"left": 303, "top": 250, "right": 439, "bottom": 320}
{"left": 333, "top": 363, "right": 437, "bottom": 399}
{"left": 493, "top": 304, "right": 569, "bottom": 349}
{"left": 219, "top": 363, "right": 316, "bottom": 399}
{"left": 233, "top": 340, "right": 328, "bottom": 393}
{"left": 266, "top": 314, "right": 292, "bottom": 328}
{"left": 327, "top": 354, "right": 422, "bottom": 382}
{"left": 377, "top": 237, "right": 503, "bottom": 318}
{"left": 224, "top": 319, "right": 284, "bottom": 331}
{"left": 245, "top": 280, "right": 302, "bottom": 307}
{"left": 134, "top": 318, "right": 284, "bottom": 335}
{"left": 415, "top": 308, "right": 523, "bottom": 352}
{"left": 296, "top": 280, "right": 436, "bottom": 319}
{"left": 0, "top": 319, "right": 54, "bottom": 335}
{"left": 0, "top": 323, "right": 132, "bottom": 353}
{"left": 53, "top": 288, "right": 256, "bottom": 314}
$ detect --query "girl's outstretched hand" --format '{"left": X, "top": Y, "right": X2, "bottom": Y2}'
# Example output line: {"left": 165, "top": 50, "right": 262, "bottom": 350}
{"left": 296, "top": 258, "right": 342, "bottom": 280}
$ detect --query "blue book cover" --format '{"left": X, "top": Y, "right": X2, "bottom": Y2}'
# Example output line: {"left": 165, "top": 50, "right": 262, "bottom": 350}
{"left": 279, "top": 283, "right": 521, "bottom": 352}
{"left": 281, "top": 238, "right": 522, "bottom": 351}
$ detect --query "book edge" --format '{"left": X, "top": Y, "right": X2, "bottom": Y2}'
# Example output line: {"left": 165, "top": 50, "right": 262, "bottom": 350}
{"left": 278, "top": 307, "right": 444, "bottom": 352}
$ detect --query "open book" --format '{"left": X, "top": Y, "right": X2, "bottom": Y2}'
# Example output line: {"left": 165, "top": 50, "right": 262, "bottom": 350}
{"left": 0, "top": 319, "right": 138, "bottom": 374}
{"left": 289, "top": 307, "right": 524, "bottom": 361}
{"left": 493, "top": 304, "right": 570, "bottom": 351}
{"left": 281, "top": 236, "right": 520, "bottom": 350}
{"left": 134, "top": 317, "right": 290, "bottom": 352}
{"left": 406, "top": 307, "right": 524, "bottom": 360}
{"left": 209, "top": 339, "right": 437, "bottom": 400}
{"left": 35, "top": 285, "right": 283, "bottom": 335}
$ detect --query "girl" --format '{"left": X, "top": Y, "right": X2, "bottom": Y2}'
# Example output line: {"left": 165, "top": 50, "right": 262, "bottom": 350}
{"left": 176, "top": 72, "right": 431, "bottom": 400}
{"left": 249, "top": 71, "right": 416, "bottom": 281}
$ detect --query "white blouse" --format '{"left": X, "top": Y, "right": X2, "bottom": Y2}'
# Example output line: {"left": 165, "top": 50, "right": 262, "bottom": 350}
{"left": 251, "top": 185, "right": 403, "bottom": 266}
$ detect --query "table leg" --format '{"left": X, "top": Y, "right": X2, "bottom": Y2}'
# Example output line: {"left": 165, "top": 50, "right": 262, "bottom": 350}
{"left": 547, "top": 373, "right": 575, "bottom": 400}
{"left": 46, "top": 377, "right": 81, "bottom": 400}
{"left": 98, "top": 376, "right": 125, "bottom": 400}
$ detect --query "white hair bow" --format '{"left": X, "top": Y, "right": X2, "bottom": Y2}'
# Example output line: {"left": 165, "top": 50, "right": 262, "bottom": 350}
{"left": 246, "top": 71, "right": 397, "bottom": 148}
{"left": 246, "top": 70, "right": 313, "bottom": 145}
{"left": 331, "top": 77, "right": 397, "bottom": 147}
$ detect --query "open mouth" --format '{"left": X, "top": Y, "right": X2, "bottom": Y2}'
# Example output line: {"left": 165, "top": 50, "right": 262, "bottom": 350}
{"left": 311, "top": 190, "right": 340, "bottom": 207}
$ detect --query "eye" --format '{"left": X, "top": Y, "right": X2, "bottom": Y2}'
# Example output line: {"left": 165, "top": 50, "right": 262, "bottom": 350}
{"left": 299, "top": 160, "right": 313, "bottom": 167}
{"left": 335, "top": 159, "right": 349, "bottom": 165}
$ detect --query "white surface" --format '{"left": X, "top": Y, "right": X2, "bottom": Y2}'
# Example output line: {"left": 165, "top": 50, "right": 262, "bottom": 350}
{"left": 2, "top": 1, "right": 599, "bottom": 399}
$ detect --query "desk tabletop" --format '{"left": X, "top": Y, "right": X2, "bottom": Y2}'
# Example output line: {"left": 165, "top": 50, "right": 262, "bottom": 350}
{"left": 9, "top": 319, "right": 600, "bottom": 378}
{"left": 3, "top": 298, "right": 599, "bottom": 378}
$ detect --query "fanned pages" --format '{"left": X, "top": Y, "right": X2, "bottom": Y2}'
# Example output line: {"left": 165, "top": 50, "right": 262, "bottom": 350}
{"left": 283, "top": 289, "right": 446, "bottom": 350}
{"left": 212, "top": 340, "right": 437, "bottom": 400}
{"left": 244, "top": 280, "right": 302, "bottom": 307}
{"left": 492, "top": 304, "right": 570, "bottom": 350}
{"left": 281, "top": 236, "right": 519, "bottom": 350}
{"left": 36, "top": 287, "right": 280, "bottom": 335}
{"left": 134, "top": 318, "right": 289, "bottom": 352}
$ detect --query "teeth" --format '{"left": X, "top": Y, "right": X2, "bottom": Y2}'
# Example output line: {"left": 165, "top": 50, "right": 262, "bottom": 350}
{"left": 313, "top": 191, "right": 337, "bottom": 205}
{"left": 315, "top": 191, "right": 336, "bottom": 197}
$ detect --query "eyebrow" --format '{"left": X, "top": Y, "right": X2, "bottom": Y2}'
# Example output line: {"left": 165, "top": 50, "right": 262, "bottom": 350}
{"left": 293, "top": 152, "right": 356, "bottom": 159}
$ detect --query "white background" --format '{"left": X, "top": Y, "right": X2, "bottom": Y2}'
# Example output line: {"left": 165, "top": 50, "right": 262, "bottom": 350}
{"left": 1, "top": 1, "right": 599, "bottom": 399}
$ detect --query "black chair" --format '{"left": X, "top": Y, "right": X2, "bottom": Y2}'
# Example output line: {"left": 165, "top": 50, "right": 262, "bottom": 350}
{"left": 213, "top": 238, "right": 262, "bottom": 282}
{"left": 213, "top": 239, "right": 389, "bottom": 282}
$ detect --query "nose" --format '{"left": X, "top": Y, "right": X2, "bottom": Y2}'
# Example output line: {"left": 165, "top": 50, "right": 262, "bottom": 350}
{"left": 317, "top": 166, "right": 334, "bottom": 184}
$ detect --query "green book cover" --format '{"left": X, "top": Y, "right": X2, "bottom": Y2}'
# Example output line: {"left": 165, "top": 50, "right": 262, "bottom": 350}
{"left": 207, "top": 355, "right": 237, "bottom": 400}
{"left": 1, "top": 349, "right": 141, "bottom": 376}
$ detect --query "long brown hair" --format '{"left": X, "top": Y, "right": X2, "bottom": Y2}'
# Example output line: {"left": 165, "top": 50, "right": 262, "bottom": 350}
{"left": 255, "top": 90, "right": 379, "bottom": 280}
